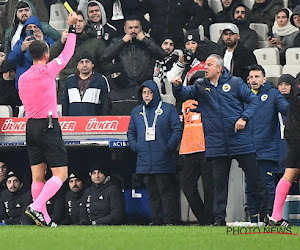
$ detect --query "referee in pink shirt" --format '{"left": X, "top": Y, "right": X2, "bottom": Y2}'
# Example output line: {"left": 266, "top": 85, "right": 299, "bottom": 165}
{"left": 18, "top": 12, "right": 78, "bottom": 227}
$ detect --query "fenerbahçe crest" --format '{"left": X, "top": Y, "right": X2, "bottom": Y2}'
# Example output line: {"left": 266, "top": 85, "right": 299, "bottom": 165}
{"left": 261, "top": 94, "right": 268, "bottom": 101}
{"left": 222, "top": 84, "right": 231, "bottom": 92}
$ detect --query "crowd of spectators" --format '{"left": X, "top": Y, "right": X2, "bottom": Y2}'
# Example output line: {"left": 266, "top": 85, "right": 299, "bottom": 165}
{"left": 0, "top": 0, "right": 300, "bottom": 226}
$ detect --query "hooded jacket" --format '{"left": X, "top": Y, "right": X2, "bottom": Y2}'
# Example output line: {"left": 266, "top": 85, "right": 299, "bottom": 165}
{"left": 251, "top": 0, "right": 284, "bottom": 31}
{"left": 127, "top": 80, "right": 182, "bottom": 174}
{"left": 61, "top": 71, "right": 109, "bottom": 116}
{"left": 249, "top": 81, "right": 288, "bottom": 161}
{"left": 4, "top": 0, "right": 60, "bottom": 55}
{"left": 8, "top": 16, "right": 55, "bottom": 90}
{"left": 291, "top": 5, "right": 300, "bottom": 47}
{"left": 173, "top": 68, "right": 259, "bottom": 158}
{"left": 78, "top": 0, "right": 117, "bottom": 46}
{"left": 216, "top": 0, "right": 242, "bottom": 23}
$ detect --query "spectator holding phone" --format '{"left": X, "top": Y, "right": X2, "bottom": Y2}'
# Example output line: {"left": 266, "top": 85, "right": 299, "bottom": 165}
{"left": 8, "top": 16, "right": 55, "bottom": 90}
{"left": 268, "top": 8, "right": 298, "bottom": 65}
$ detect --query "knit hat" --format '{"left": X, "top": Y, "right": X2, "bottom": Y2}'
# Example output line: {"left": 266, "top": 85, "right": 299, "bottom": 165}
{"left": 76, "top": 51, "right": 94, "bottom": 65}
{"left": 291, "top": 5, "right": 300, "bottom": 27}
{"left": 6, "top": 171, "right": 22, "bottom": 183}
{"left": 278, "top": 74, "right": 295, "bottom": 85}
{"left": 89, "top": 161, "right": 109, "bottom": 177}
{"left": 1, "top": 60, "right": 16, "bottom": 73}
{"left": 222, "top": 23, "right": 239, "bottom": 35}
{"left": 184, "top": 30, "right": 200, "bottom": 44}
{"left": 16, "top": 1, "right": 30, "bottom": 10}
{"left": 68, "top": 170, "right": 84, "bottom": 181}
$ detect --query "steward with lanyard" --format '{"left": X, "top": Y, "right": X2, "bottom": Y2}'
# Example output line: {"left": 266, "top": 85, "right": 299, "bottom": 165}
{"left": 127, "top": 80, "right": 182, "bottom": 225}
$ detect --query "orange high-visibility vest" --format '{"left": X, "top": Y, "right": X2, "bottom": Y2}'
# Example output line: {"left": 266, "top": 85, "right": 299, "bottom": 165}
{"left": 179, "top": 99, "right": 205, "bottom": 155}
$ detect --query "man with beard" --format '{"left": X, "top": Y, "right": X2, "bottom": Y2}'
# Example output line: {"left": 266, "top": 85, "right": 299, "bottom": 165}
{"left": 103, "top": 15, "right": 165, "bottom": 86}
{"left": 3, "top": 0, "right": 60, "bottom": 56}
{"left": 221, "top": 24, "right": 256, "bottom": 82}
{"left": 61, "top": 171, "right": 86, "bottom": 225}
{"left": 153, "top": 37, "right": 185, "bottom": 105}
{"left": 61, "top": 52, "right": 109, "bottom": 116}
{"left": 217, "top": 3, "right": 258, "bottom": 51}
{"left": 0, "top": 171, "right": 32, "bottom": 225}
{"left": 216, "top": 0, "right": 242, "bottom": 23}
{"left": 0, "top": 162, "right": 9, "bottom": 192}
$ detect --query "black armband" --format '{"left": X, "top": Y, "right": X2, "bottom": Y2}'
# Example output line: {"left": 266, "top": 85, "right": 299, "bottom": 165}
{"left": 68, "top": 25, "right": 76, "bottom": 33}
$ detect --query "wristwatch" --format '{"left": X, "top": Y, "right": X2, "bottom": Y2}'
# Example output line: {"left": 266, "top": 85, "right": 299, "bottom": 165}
{"left": 240, "top": 116, "right": 248, "bottom": 122}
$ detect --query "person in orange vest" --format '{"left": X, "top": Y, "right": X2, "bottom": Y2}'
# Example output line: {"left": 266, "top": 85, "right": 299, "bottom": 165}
{"left": 179, "top": 71, "right": 214, "bottom": 225}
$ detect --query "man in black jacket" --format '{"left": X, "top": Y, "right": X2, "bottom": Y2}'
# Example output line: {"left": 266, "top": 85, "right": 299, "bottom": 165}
{"left": 80, "top": 162, "right": 125, "bottom": 225}
{"left": 103, "top": 15, "right": 165, "bottom": 86}
{"left": 216, "top": 0, "right": 242, "bottom": 23}
{"left": 0, "top": 171, "right": 32, "bottom": 225}
{"left": 61, "top": 171, "right": 86, "bottom": 225}
{"left": 0, "top": 161, "right": 9, "bottom": 192}
{"left": 221, "top": 24, "right": 257, "bottom": 82}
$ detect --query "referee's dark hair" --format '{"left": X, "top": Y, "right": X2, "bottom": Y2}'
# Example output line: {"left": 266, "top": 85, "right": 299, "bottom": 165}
{"left": 29, "top": 40, "right": 49, "bottom": 61}
{"left": 248, "top": 64, "right": 266, "bottom": 77}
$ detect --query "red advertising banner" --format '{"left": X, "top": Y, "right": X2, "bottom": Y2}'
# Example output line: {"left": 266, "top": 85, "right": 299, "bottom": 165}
{"left": 0, "top": 116, "right": 131, "bottom": 134}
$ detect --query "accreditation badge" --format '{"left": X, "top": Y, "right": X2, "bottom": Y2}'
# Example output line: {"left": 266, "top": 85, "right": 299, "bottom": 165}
{"left": 146, "top": 127, "right": 155, "bottom": 141}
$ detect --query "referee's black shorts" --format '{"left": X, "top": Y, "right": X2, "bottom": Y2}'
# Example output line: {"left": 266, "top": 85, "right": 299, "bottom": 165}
{"left": 285, "top": 140, "right": 300, "bottom": 169}
{"left": 26, "top": 118, "right": 67, "bottom": 168}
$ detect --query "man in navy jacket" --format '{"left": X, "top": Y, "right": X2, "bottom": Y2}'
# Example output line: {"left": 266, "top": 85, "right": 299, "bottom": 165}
{"left": 172, "top": 54, "right": 272, "bottom": 225}
{"left": 246, "top": 65, "right": 288, "bottom": 224}
{"left": 127, "top": 80, "right": 182, "bottom": 225}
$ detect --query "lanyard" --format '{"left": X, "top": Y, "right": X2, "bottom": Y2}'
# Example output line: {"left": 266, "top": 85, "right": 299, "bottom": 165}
{"left": 142, "top": 101, "right": 162, "bottom": 128}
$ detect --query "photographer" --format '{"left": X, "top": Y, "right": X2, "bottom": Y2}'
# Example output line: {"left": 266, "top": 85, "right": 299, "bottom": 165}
{"left": 8, "top": 16, "right": 55, "bottom": 90}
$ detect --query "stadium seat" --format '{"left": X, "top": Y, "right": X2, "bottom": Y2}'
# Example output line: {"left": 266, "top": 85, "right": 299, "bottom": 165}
{"left": 249, "top": 23, "right": 268, "bottom": 41}
{"left": 242, "top": 0, "right": 254, "bottom": 10}
{"left": 0, "top": 105, "right": 13, "bottom": 117}
{"left": 198, "top": 25, "right": 205, "bottom": 41}
{"left": 18, "top": 105, "right": 25, "bottom": 117}
{"left": 209, "top": 23, "right": 231, "bottom": 43}
{"left": 49, "top": 2, "right": 69, "bottom": 34}
{"left": 267, "top": 77, "right": 279, "bottom": 88}
{"left": 254, "top": 48, "right": 280, "bottom": 65}
{"left": 262, "top": 65, "right": 282, "bottom": 78}
{"left": 282, "top": 65, "right": 300, "bottom": 77}
{"left": 285, "top": 48, "right": 300, "bottom": 65}
{"left": 57, "top": 104, "right": 62, "bottom": 117}
{"left": 283, "top": 0, "right": 288, "bottom": 8}
{"left": 208, "top": 0, "right": 223, "bottom": 14}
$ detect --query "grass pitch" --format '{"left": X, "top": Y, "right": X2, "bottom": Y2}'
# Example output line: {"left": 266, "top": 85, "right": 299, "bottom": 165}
{"left": 1, "top": 225, "right": 299, "bottom": 250}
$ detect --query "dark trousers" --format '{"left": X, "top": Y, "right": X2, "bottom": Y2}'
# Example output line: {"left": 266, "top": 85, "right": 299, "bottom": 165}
{"left": 143, "top": 173, "right": 179, "bottom": 224}
{"left": 182, "top": 152, "right": 214, "bottom": 225}
{"left": 212, "top": 153, "right": 273, "bottom": 222}
{"left": 245, "top": 160, "right": 276, "bottom": 222}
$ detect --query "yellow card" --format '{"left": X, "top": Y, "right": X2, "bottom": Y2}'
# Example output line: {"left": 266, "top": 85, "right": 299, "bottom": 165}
{"left": 64, "top": 1, "right": 73, "bottom": 14}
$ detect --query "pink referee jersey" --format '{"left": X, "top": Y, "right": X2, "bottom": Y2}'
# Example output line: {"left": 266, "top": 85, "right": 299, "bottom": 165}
{"left": 18, "top": 33, "right": 76, "bottom": 119}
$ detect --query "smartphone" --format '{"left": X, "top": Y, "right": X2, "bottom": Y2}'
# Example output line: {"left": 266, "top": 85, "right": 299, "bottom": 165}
{"left": 267, "top": 31, "right": 274, "bottom": 38}
{"left": 25, "top": 30, "right": 35, "bottom": 40}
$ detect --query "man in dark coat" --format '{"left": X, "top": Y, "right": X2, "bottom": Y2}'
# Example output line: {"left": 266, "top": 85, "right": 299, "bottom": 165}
{"left": 172, "top": 54, "right": 273, "bottom": 226}
{"left": 127, "top": 80, "right": 182, "bottom": 225}
{"left": 216, "top": 0, "right": 242, "bottom": 23}
{"left": 246, "top": 65, "right": 289, "bottom": 224}
{"left": 103, "top": 15, "right": 165, "bottom": 86}
{"left": 80, "top": 163, "right": 125, "bottom": 225}
{"left": 0, "top": 162, "right": 9, "bottom": 192}
{"left": 221, "top": 24, "right": 257, "bottom": 82}
{"left": 291, "top": 5, "right": 300, "bottom": 47}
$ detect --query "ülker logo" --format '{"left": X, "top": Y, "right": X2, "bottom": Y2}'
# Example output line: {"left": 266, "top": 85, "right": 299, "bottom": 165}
{"left": 227, "top": 226, "right": 297, "bottom": 235}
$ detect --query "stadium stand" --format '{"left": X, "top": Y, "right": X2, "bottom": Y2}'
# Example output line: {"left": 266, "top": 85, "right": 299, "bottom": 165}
{"left": 249, "top": 23, "right": 269, "bottom": 48}
{"left": 285, "top": 48, "right": 300, "bottom": 65}
{"left": 253, "top": 48, "right": 280, "bottom": 65}
{"left": 49, "top": 2, "right": 69, "bottom": 34}
{"left": 209, "top": 23, "right": 231, "bottom": 43}
{"left": 0, "top": 105, "right": 13, "bottom": 117}
{"left": 282, "top": 65, "right": 299, "bottom": 77}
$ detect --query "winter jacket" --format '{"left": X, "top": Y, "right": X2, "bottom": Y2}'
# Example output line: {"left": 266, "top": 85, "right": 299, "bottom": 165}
{"left": 216, "top": 0, "right": 242, "bottom": 23}
{"left": 0, "top": 0, "right": 49, "bottom": 44}
{"left": 4, "top": 0, "right": 60, "bottom": 55}
{"left": 285, "top": 81, "right": 300, "bottom": 140}
{"left": 78, "top": 0, "right": 117, "bottom": 46}
{"left": 140, "top": 0, "right": 196, "bottom": 47}
{"left": 127, "top": 80, "right": 182, "bottom": 174}
{"left": 0, "top": 188, "right": 32, "bottom": 225}
{"left": 249, "top": 81, "right": 288, "bottom": 161}
{"left": 221, "top": 42, "right": 257, "bottom": 81}
{"left": 217, "top": 4, "right": 258, "bottom": 51}
{"left": 173, "top": 68, "right": 259, "bottom": 158}
{"left": 61, "top": 188, "right": 86, "bottom": 225}
{"left": 294, "top": 32, "right": 300, "bottom": 47}
{"left": 80, "top": 179, "right": 125, "bottom": 225}
{"left": 50, "top": 22, "right": 111, "bottom": 103}
{"left": 8, "top": 16, "right": 55, "bottom": 90}
{"left": 103, "top": 36, "right": 165, "bottom": 85}
{"left": 251, "top": 0, "right": 284, "bottom": 31}
{"left": 62, "top": 72, "right": 109, "bottom": 116}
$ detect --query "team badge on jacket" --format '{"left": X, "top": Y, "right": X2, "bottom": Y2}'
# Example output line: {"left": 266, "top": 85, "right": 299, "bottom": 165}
{"left": 222, "top": 84, "right": 231, "bottom": 92}
{"left": 261, "top": 94, "right": 268, "bottom": 101}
